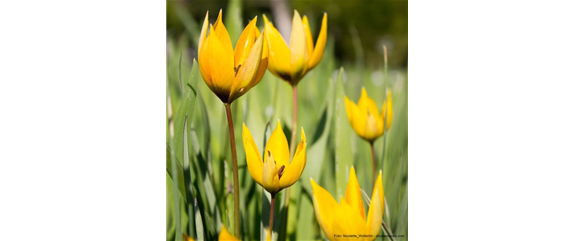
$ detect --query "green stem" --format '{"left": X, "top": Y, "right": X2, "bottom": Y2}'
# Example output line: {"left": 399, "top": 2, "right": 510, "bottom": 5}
{"left": 269, "top": 194, "right": 276, "bottom": 240}
{"left": 370, "top": 141, "right": 377, "bottom": 185}
{"left": 224, "top": 104, "right": 241, "bottom": 237}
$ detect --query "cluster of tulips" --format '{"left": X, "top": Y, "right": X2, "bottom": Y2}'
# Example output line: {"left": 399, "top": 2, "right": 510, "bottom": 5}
{"left": 186, "top": 9, "right": 394, "bottom": 241}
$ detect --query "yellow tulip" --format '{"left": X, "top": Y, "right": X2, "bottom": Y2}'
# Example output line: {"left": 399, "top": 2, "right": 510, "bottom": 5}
{"left": 219, "top": 225, "right": 240, "bottom": 241}
{"left": 310, "top": 167, "right": 384, "bottom": 241}
{"left": 344, "top": 88, "right": 394, "bottom": 142}
{"left": 183, "top": 234, "right": 195, "bottom": 241}
{"left": 198, "top": 10, "right": 268, "bottom": 104}
{"left": 242, "top": 120, "right": 307, "bottom": 195}
{"left": 263, "top": 10, "right": 327, "bottom": 85}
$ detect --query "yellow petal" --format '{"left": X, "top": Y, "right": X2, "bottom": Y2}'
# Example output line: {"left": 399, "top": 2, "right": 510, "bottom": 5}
{"left": 345, "top": 166, "right": 366, "bottom": 220}
{"left": 262, "top": 150, "right": 281, "bottom": 194}
{"left": 264, "top": 120, "right": 290, "bottom": 168}
{"left": 358, "top": 87, "right": 380, "bottom": 117}
{"left": 302, "top": 16, "right": 314, "bottom": 59}
{"left": 242, "top": 123, "right": 263, "bottom": 186}
{"left": 263, "top": 14, "right": 292, "bottom": 82}
{"left": 332, "top": 197, "right": 367, "bottom": 239}
{"left": 311, "top": 178, "right": 339, "bottom": 240}
{"left": 219, "top": 225, "right": 239, "bottom": 241}
{"left": 348, "top": 98, "right": 367, "bottom": 139}
{"left": 213, "top": 9, "right": 234, "bottom": 57}
{"left": 365, "top": 187, "right": 383, "bottom": 238}
{"left": 308, "top": 12, "right": 327, "bottom": 70}
{"left": 234, "top": 16, "right": 258, "bottom": 69}
{"left": 358, "top": 87, "right": 383, "bottom": 140}
{"left": 364, "top": 113, "right": 381, "bottom": 141}
{"left": 198, "top": 11, "right": 209, "bottom": 57}
{"left": 344, "top": 96, "right": 354, "bottom": 130}
{"left": 279, "top": 128, "right": 306, "bottom": 189}
{"left": 198, "top": 24, "right": 236, "bottom": 102}
{"left": 229, "top": 29, "right": 265, "bottom": 103}
{"left": 289, "top": 10, "right": 309, "bottom": 83}
{"left": 373, "top": 170, "right": 384, "bottom": 215}
{"left": 382, "top": 90, "right": 394, "bottom": 131}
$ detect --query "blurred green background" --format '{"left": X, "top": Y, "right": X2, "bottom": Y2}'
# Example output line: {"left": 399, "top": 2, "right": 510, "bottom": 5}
{"left": 167, "top": 0, "right": 407, "bottom": 240}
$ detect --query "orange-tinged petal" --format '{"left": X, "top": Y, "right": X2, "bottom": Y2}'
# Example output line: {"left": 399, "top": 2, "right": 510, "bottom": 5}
{"left": 332, "top": 198, "right": 367, "bottom": 240}
{"left": 242, "top": 123, "right": 263, "bottom": 186}
{"left": 308, "top": 12, "right": 327, "bottom": 70}
{"left": 279, "top": 128, "right": 306, "bottom": 188}
{"left": 262, "top": 150, "right": 281, "bottom": 194}
{"left": 234, "top": 16, "right": 258, "bottom": 69}
{"left": 382, "top": 90, "right": 394, "bottom": 131}
{"left": 345, "top": 166, "right": 366, "bottom": 220}
{"left": 302, "top": 16, "right": 314, "bottom": 59}
{"left": 264, "top": 120, "right": 290, "bottom": 168}
{"left": 198, "top": 24, "right": 236, "bottom": 102}
{"left": 365, "top": 187, "right": 383, "bottom": 239}
{"left": 311, "top": 178, "right": 339, "bottom": 240}
{"left": 263, "top": 14, "right": 292, "bottom": 82}
{"left": 198, "top": 11, "right": 209, "bottom": 57}
{"left": 219, "top": 225, "right": 240, "bottom": 241}
{"left": 213, "top": 10, "right": 234, "bottom": 57}
{"left": 229, "top": 29, "right": 265, "bottom": 103}
{"left": 289, "top": 10, "right": 309, "bottom": 82}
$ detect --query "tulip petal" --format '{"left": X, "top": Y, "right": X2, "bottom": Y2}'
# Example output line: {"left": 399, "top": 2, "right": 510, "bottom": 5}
{"left": 373, "top": 170, "right": 384, "bottom": 215}
{"left": 358, "top": 87, "right": 384, "bottom": 139}
{"left": 382, "top": 90, "right": 394, "bottom": 131}
{"left": 198, "top": 24, "right": 236, "bottom": 102}
{"left": 263, "top": 15, "right": 292, "bottom": 82}
{"left": 344, "top": 96, "right": 354, "bottom": 130}
{"left": 358, "top": 87, "right": 380, "bottom": 117}
{"left": 262, "top": 151, "right": 281, "bottom": 194}
{"left": 289, "top": 10, "right": 309, "bottom": 83}
{"left": 311, "top": 178, "right": 339, "bottom": 240}
{"left": 348, "top": 98, "right": 367, "bottom": 138}
{"left": 279, "top": 128, "right": 306, "bottom": 189}
{"left": 242, "top": 123, "right": 264, "bottom": 186}
{"left": 345, "top": 166, "right": 366, "bottom": 220}
{"left": 234, "top": 16, "right": 258, "bottom": 69}
{"left": 213, "top": 10, "right": 234, "bottom": 57}
{"left": 332, "top": 197, "right": 367, "bottom": 239}
{"left": 302, "top": 16, "right": 314, "bottom": 59}
{"left": 219, "top": 225, "right": 240, "bottom": 241}
{"left": 308, "top": 12, "right": 327, "bottom": 70}
{"left": 229, "top": 29, "right": 265, "bottom": 103}
{"left": 198, "top": 11, "right": 209, "bottom": 57}
{"left": 264, "top": 120, "right": 290, "bottom": 168}
{"left": 365, "top": 188, "right": 383, "bottom": 239}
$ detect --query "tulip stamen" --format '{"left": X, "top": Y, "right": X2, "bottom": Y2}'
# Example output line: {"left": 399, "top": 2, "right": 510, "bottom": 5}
{"left": 278, "top": 165, "right": 286, "bottom": 179}
{"left": 234, "top": 64, "right": 242, "bottom": 76}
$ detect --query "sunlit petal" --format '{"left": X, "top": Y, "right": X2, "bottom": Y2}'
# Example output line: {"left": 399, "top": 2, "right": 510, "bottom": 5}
{"left": 311, "top": 178, "right": 339, "bottom": 240}
{"left": 332, "top": 198, "right": 367, "bottom": 240}
{"left": 365, "top": 187, "right": 383, "bottom": 238}
{"left": 308, "top": 12, "right": 327, "bottom": 69}
{"left": 263, "top": 14, "right": 292, "bottom": 82}
{"left": 219, "top": 225, "right": 240, "bottom": 241}
{"left": 382, "top": 90, "right": 394, "bottom": 131}
{"left": 198, "top": 11, "right": 209, "bottom": 57}
{"left": 262, "top": 151, "right": 281, "bottom": 194}
{"left": 229, "top": 29, "right": 265, "bottom": 103}
{"left": 213, "top": 9, "right": 234, "bottom": 57}
{"left": 264, "top": 120, "right": 290, "bottom": 168}
{"left": 302, "top": 16, "right": 314, "bottom": 59}
{"left": 198, "top": 24, "right": 236, "bottom": 102}
{"left": 345, "top": 166, "right": 366, "bottom": 220}
{"left": 242, "top": 123, "right": 263, "bottom": 186}
{"left": 289, "top": 10, "right": 309, "bottom": 82}
{"left": 279, "top": 128, "right": 306, "bottom": 188}
{"left": 234, "top": 16, "right": 258, "bottom": 69}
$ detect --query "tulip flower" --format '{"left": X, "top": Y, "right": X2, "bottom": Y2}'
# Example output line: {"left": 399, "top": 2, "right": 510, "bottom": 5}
{"left": 242, "top": 120, "right": 307, "bottom": 195}
{"left": 344, "top": 88, "right": 393, "bottom": 142}
{"left": 183, "top": 234, "right": 195, "bottom": 241}
{"left": 310, "top": 167, "right": 384, "bottom": 241}
{"left": 263, "top": 10, "right": 327, "bottom": 86}
{"left": 198, "top": 10, "right": 268, "bottom": 104}
{"left": 219, "top": 226, "right": 240, "bottom": 241}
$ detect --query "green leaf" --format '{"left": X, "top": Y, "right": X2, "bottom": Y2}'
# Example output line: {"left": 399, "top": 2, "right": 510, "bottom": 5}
{"left": 334, "top": 67, "right": 354, "bottom": 201}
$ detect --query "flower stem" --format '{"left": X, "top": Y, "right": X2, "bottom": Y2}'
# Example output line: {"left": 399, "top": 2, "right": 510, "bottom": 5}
{"left": 370, "top": 141, "right": 377, "bottom": 185}
{"left": 224, "top": 104, "right": 240, "bottom": 237}
{"left": 289, "top": 85, "right": 298, "bottom": 158}
{"left": 269, "top": 193, "right": 276, "bottom": 240}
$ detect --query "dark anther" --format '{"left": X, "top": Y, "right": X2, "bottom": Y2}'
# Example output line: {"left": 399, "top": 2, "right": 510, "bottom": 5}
{"left": 278, "top": 165, "right": 286, "bottom": 179}
{"left": 234, "top": 64, "right": 242, "bottom": 76}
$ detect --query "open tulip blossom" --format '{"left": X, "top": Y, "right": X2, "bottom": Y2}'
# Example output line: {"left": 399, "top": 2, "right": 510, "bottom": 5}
{"left": 263, "top": 10, "right": 327, "bottom": 86}
{"left": 344, "top": 88, "right": 393, "bottom": 142}
{"left": 198, "top": 10, "right": 268, "bottom": 104}
{"left": 311, "top": 167, "right": 384, "bottom": 241}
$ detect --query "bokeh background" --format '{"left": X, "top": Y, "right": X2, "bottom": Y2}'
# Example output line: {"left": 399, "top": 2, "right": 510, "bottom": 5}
{"left": 167, "top": 0, "right": 408, "bottom": 240}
